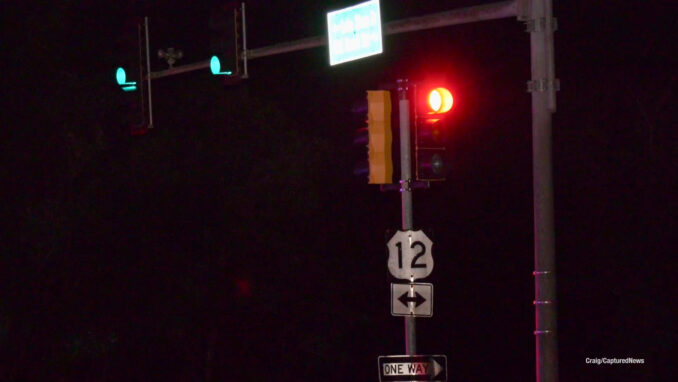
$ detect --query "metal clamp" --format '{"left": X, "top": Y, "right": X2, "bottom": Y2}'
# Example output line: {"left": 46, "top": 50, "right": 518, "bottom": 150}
{"left": 532, "top": 270, "right": 553, "bottom": 276}
{"left": 397, "top": 78, "right": 409, "bottom": 99}
{"left": 400, "top": 178, "right": 412, "bottom": 192}
{"left": 533, "top": 300, "right": 553, "bottom": 305}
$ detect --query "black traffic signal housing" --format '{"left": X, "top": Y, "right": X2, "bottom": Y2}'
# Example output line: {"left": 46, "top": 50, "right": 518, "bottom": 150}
{"left": 114, "top": 18, "right": 150, "bottom": 136}
{"left": 414, "top": 86, "right": 453, "bottom": 181}
{"left": 209, "top": 2, "right": 241, "bottom": 78}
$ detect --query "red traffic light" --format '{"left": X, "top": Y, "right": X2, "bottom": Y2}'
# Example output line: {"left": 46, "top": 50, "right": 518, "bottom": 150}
{"left": 427, "top": 87, "right": 453, "bottom": 114}
{"left": 415, "top": 85, "right": 454, "bottom": 181}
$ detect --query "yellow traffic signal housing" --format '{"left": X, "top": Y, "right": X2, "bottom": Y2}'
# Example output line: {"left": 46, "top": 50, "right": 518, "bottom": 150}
{"left": 366, "top": 90, "right": 393, "bottom": 184}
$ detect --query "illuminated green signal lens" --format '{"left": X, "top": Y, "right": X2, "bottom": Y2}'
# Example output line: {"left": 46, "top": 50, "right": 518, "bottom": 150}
{"left": 115, "top": 67, "right": 137, "bottom": 91}
{"left": 210, "top": 56, "right": 232, "bottom": 75}
{"left": 116, "top": 67, "right": 127, "bottom": 85}
{"left": 210, "top": 56, "right": 221, "bottom": 75}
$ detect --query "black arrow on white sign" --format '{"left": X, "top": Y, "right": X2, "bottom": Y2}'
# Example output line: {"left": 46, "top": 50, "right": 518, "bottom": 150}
{"left": 398, "top": 291, "right": 426, "bottom": 307}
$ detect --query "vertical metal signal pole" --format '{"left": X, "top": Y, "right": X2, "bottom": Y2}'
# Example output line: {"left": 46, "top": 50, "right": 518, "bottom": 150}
{"left": 241, "top": 2, "right": 249, "bottom": 79}
{"left": 144, "top": 17, "right": 154, "bottom": 129}
{"left": 525, "top": 0, "right": 558, "bottom": 380}
{"left": 397, "top": 79, "right": 417, "bottom": 355}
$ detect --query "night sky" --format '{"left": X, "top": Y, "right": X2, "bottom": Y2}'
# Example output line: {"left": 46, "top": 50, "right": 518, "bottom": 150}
{"left": 2, "top": 0, "right": 676, "bottom": 381}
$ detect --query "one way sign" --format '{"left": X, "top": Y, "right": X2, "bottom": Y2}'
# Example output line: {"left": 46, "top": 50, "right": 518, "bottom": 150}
{"left": 378, "top": 355, "right": 447, "bottom": 381}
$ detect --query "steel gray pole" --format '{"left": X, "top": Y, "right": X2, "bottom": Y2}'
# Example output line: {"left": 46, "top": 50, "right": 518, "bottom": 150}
{"left": 397, "top": 79, "right": 416, "bottom": 355}
{"left": 144, "top": 17, "right": 154, "bottom": 129}
{"left": 241, "top": 2, "right": 249, "bottom": 79}
{"left": 526, "top": 0, "right": 558, "bottom": 381}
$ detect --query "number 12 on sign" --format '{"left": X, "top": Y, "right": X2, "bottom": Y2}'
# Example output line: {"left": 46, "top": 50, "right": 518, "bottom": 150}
{"left": 395, "top": 241, "right": 427, "bottom": 269}
{"left": 387, "top": 230, "right": 434, "bottom": 280}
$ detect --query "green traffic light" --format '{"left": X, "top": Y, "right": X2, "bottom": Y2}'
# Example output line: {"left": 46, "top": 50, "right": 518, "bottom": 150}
{"left": 210, "top": 56, "right": 232, "bottom": 76}
{"left": 116, "top": 67, "right": 127, "bottom": 85}
{"left": 115, "top": 67, "right": 137, "bottom": 91}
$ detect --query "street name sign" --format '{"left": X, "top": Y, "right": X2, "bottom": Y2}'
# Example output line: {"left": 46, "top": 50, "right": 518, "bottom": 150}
{"left": 327, "top": 0, "right": 383, "bottom": 65}
{"left": 378, "top": 355, "right": 447, "bottom": 381}
{"left": 387, "top": 230, "right": 434, "bottom": 280}
{"left": 391, "top": 282, "right": 433, "bottom": 317}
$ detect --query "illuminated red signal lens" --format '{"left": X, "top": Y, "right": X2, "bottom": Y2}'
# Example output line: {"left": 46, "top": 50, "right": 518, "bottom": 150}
{"left": 427, "top": 87, "right": 453, "bottom": 114}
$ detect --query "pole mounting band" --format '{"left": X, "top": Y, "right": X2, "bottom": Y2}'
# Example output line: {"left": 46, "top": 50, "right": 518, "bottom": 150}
{"left": 533, "top": 300, "right": 553, "bottom": 305}
{"left": 527, "top": 78, "right": 560, "bottom": 93}
{"left": 533, "top": 270, "right": 553, "bottom": 276}
{"left": 397, "top": 79, "right": 409, "bottom": 99}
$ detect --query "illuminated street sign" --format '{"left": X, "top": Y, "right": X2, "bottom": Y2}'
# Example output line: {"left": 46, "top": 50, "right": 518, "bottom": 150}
{"left": 327, "top": 0, "right": 383, "bottom": 65}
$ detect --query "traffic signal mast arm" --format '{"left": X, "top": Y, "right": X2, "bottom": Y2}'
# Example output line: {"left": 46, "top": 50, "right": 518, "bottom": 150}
{"left": 148, "top": 1, "right": 519, "bottom": 80}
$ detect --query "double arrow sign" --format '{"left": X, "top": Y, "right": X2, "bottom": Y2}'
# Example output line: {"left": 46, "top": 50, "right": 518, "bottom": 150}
{"left": 391, "top": 283, "right": 433, "bottom": 317}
